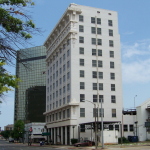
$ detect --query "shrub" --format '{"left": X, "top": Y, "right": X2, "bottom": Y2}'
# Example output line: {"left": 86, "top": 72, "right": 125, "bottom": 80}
{"left": 71, "top": 138, "right": 78, "bottom": 144}
{"left": 118, "top": 137, "right": 130, "bottom": 144}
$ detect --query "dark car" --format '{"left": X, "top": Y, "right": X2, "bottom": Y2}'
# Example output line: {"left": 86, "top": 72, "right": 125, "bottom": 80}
{"left": 74, "top": 140, "right": 95, "bottom": 147}
{"left": 9, "top": 138, "right": 14, "bottom": 143}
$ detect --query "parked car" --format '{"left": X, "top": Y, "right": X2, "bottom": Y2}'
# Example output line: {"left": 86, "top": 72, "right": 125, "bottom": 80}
{"left": 74, "top": 140, "right": 95, "bottom": 147}
{"left": 9, "top": 138, "right": 14, "bottom": 143}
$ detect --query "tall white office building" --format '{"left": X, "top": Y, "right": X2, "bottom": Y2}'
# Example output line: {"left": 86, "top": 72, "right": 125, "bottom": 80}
{"left": 44, "top": 4, "right": 123, "bottom": 145}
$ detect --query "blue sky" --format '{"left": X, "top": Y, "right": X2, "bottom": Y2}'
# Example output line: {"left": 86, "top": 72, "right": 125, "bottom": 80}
{"left": 1, "top": 0, "right": 150, "bottom": 129}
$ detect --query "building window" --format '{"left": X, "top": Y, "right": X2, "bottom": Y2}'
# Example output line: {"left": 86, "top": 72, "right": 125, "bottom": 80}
{"left": 80, "top": 94, "right": 85, "bottom": 102}
{"left": 67, "top": 39, "right": 70, "bottom": 46}
{"left": 79, "top": 36, "right": 84, "bottom": 43}
{"left": 110, "top": 62, "right": 114, "bottom": 68}
{"left": 111, "top": 84, "right": 115, "bottom": 91}
{"left": 109, "top": 40, "right": 114, "bottom": 47}
{"left": 99, "top": 83, "right": 103, "bottom": 90}
{"left": 99, "top": 72, "right": 103, "bottom": 79}
{"left": 97, "top": 28, "right": 101, "bottom": 34}
{"left": 79, "top": 47, "right": 84, "bottom": 54}
{"left": 112, "top": 109, "right": 116, "bottom": 117}
{"left": 79, "top": 15, "right": 84, "bottom": 22}
{"left": 129, "top": 125, "right": 134, "bottom": 131}
{"left": 92, "top": 39, "right": 102, "bottom": 45}
{"left": 115, "top": 125, "right": 119, "bottom": 131}
{"left": 92, "top": 49, "right": 102, "bottom": 56}
{"left": 67, "top": 95, "right": 70, "bottom": 103}
{"left": 93, "top": 95, "right": 97, "bottom": 102}
{"left": 63, "top": 110, "right": 65, "bottom": 119}
{"left": 63, "top": 44, "right": 66, "bottom": 50}
{"left": 98, "top": 60, "right": 103, "bottom": 67}
{"left": 92, "top": 71, "right": 97, "bottom": 78}
{"left": 92, "top": 38, "right": 96, "bottom": 45}
{"left": 67, "top": 72, "right": 70, "bottom": 79}
{"left": 80, "top": 108, "right": 85, "bottom": 117}
{"left": 93, "top": 108, "right": 102, "bottom": 117}
{"left": 80, "top": 82, "right": 85, "bottom": 89}
{"left": 80, "top": 124, "right": 85, "bottom": 132}
{"left": 108, "top": 20, "right": 113, "bottom": 26}
{"left": 110, "top": 73, "right": 115, "bottom": 79}
{"left": 92, "top": 49, "right": 96, "bottom": 55}
{"left": 67, "top": 84, "right": 70, "bottom": 91}
{"left": 109, "top": 29, "right": 113, "bottom": 36}
{"left": 63, "top": 64, "right": 65, "bottom": 71}
{"left": 60, "top": 57, "right": 62, "bottom": 64}
{"left": 80, "top": 59, "right": 84, "bottom": 66}
{"left": 67, "top": 109, "right": 70, "bottom": 118}
{"left": 63, "top": 86, "right": 65, "bottom": 93}
{"left": 93, "top": 83, "right": 97, "bottom": 90}
{"left": 124, "top": 125, "right": 128, "bottom": 131}
{"left": 59, "top": 112, "right": 61, "bottom": 119}
{"left": 99, "top": 108, "right": 104, "bottom": 117}
{"left": 59, "top": 78, "right": 62, "bottom": 84}
{"left": 63, "top": 54, "right": 65, "bottom": 60}
{"left": 99, "top": 95, "right": 104, "bottom": 103}
{"left": 52, "top": 114, "right": 54, "bottom": 121}
{"left": 59, "top": 99, "right": 61, "bottom": 106}
{"left": 60, "top": 68, "right": 62, "bottom": 74}
{"left": 97, "top": 18, "right": 101, "bottom": 24}
{"left": 67, "top": 49, "right": 70, "bottom": 56}
{"left": 110, "top": 51, "right": 114, "bottom": 57}
{"left": 91, "top": 27, "right": 96, "bottom": 34}
{"left": 56, "top": 113, "right": 58, "bottom": 120}
{"left": 79, "top": 25, "right": 84, "bottom": 32}
{"left": 63, "top": 75, "right": 65, "bottom": 82}
{"left": 59, "top": 89, "right": 61, "bottom": 95}
{"left": 111, "top": 95, "right": 116, "bottom": 103}
{"left": 91, "top": 17, "right": 95, "bottom": 23}
{"left": 97, "top": 39, "right": 102, "bottom": 45}
{"left": 67, "top": 61, "right": 70, "bottom": 68}
{"left": 63, "top": 97, "right": 65, "bottom": 104}
{"left": 80, "top": 70, "right": 84, "bottom": 77}
{"left": 92, "top": 60, "right": 97, "bottom": 67}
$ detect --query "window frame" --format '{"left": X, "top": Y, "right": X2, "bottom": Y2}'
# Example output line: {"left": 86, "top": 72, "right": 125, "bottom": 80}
{"left": 80, "top": 108, "right": 85, "bottom": 117}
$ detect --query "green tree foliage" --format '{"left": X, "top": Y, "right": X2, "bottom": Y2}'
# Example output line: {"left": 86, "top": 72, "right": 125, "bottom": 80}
{"left": 0, "top": 0, "right": 39, "bottom": 64}
{"left": 0, "top": 60, "right": 20, "bottom": 99}
{"left": 13, "top": 120, "right": 25, "bottom": 140}
{"left": 1, "top": 130, "right": 11, "bottom": 139}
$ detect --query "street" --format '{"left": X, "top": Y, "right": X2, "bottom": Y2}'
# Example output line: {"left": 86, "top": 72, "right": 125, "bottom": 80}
{"left": 0, "top": 139, "right": 67, "bottom": 150}
{"left": 1, "top": 139, "right": 150, "bottom": 150}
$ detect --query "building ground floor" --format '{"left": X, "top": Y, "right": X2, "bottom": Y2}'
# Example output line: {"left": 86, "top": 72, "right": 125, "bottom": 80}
{"left": 45, "top": 121, "right": 121, "bottom": 145}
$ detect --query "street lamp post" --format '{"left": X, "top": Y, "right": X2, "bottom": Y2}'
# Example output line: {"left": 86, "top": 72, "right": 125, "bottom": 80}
{"left": 134, "top": 95, "right": 137, "bottom": 136}
{"left": 100, "top": 99, "right": 104, "bottom": 149}
{"left": 134, "top": 95, "right": 137, "bottom": 109}
{"left": 84, "top": 100, "right": 97, "bottom": 150}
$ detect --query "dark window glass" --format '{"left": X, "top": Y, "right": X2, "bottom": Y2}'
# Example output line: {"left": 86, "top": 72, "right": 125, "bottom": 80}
{"left": 79, "top": 15, "right": 84, "bottom": 22}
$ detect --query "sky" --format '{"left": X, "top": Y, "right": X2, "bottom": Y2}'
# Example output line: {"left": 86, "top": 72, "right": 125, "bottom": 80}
{"left": 1, "top": 0, "right": 150, "bottom": 129}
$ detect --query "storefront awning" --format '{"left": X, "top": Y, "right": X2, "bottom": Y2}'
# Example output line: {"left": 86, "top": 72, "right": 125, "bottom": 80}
{"left": 42, "top": 132, "right": 50, "bottom": 136}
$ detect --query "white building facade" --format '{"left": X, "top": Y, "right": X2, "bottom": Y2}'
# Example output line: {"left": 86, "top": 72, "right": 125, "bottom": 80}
{"left": 24, "top": 122, "right": 46, "bottom": 143}
{"left": 44, "top": 4, "right": 123, "bottom": 145}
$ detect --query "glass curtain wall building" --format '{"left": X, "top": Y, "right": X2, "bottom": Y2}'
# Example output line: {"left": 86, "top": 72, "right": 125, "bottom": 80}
{"left": 14, "top": 46, "right": 46, "bottom": 123}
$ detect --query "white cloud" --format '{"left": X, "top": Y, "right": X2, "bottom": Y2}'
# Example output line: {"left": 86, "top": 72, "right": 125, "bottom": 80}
{"left": 122, "top": 39, "right": 150, "bottom": 58}
{"left": 122, "top": 39, "right": 150, "bottom": 83}
{"left": 123, "top": 31, "right": 134, "bottom": 35}
{"left": 122, "top": 59, "right": 150, "bottom": 83}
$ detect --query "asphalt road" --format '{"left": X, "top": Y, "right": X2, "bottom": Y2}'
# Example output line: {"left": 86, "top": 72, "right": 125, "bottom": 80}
{"left": 1, "top": 139, "right": 150, "bottom": 150}
{"left": 0, "top": 139, "right": 67, "bottom": 150}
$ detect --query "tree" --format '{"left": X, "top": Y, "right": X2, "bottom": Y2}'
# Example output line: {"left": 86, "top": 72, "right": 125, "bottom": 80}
{"left": 0, "top": 0, "right": 40, "bottom": 64}
{"left": 0, "top": 60, "right": 20, "bottom": 100}
{"left": 13, "top": 120, "right": 25, "bottom": 141}
{"left": 1, "top": 130, "right": 11, "bottom": 140}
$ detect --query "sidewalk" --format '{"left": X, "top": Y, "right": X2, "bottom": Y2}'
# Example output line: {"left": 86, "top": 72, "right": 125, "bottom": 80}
{"left": 13, "top": 141, "right": 150, "bottom": 150}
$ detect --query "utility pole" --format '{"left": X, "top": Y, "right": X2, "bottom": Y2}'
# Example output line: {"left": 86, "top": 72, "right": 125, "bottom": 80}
{"left": 101, "top": 100, "right": 104, "bottom": 149}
